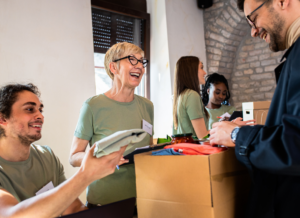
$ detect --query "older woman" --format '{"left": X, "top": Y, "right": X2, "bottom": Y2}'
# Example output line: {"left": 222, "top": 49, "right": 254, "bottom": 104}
{"left": 69, "top": 42, "right": 154, "bottom": 207}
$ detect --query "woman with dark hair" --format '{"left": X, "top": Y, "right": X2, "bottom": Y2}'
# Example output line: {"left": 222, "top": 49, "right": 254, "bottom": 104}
{"left": 173, "top": 56, "right": 209, "bottom": 139}
{"left": 202, "top": 73, "right": 236, "bottom": 130}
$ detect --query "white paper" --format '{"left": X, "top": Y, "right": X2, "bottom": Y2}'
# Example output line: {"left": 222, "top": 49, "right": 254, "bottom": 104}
{"left": 142, "top": 119, "right": 152, "bottom": 136}
{"left": 135, "top": 145, "right": 150, "bottom": 150}
{"left": 35, "top": 181, "right": 54, "bottom": 196}
{"left": 219, "top": 112, "right": 231, "bottom": 119}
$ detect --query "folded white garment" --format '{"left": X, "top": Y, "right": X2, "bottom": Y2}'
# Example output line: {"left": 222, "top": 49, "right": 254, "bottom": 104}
{"left": 93, "top": 129, "right": 147, "bottom": 158}
{"left": 219, "top": 112, "right": 231, "bottom": 119}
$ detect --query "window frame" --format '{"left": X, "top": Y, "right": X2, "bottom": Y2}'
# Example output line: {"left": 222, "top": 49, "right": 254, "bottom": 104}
{"left": 91, "top": 0, "right": 151, "bottom": 99}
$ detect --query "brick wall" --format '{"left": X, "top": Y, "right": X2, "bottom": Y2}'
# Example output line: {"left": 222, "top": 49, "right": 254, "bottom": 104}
{"left": 204, "top": 0, "right": 248, "bottom": 79}
{"left": 203, "top": 0, "right": 284, "bottom": 110}
{"left": 231, "top": 35, "right": 284, "bottom": 109}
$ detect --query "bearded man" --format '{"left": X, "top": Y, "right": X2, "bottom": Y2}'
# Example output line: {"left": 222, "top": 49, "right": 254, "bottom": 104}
{"left": 210, "top": 0, "right": 300, "bottom": 217}
{"left": 0, "top": 83, "right": 127, "bottom": 217}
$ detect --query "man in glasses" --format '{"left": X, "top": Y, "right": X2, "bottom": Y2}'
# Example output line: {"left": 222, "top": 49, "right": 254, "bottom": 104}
{"left": 70, "top": 42, "right": 154, "bottom": 211}
{"left": 210, "top": 0, "right": 300, "bottom": 217}
{"left": 244, "top": 0, "right": 286, "bottom": 52}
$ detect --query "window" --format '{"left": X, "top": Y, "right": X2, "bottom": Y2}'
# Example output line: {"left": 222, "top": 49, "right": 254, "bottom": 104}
{"left": 92, "top": 7, "right": 147, "bottom": 97}
{"left": 94, "top": 53, "right": 111, "bottom": 95}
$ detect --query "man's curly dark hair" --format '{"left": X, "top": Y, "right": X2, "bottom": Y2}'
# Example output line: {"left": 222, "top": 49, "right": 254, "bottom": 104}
{"left": 0, "top": 83, "right": 40, "bottom": 137}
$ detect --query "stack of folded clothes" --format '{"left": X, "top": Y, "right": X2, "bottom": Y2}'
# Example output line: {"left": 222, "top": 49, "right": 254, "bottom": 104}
{"left": 93, "top": 129, "right": 147, "bottom": 158}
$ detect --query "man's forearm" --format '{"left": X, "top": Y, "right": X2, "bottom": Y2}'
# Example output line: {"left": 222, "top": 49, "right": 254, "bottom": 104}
{"left": 6, "top": 169, "right": 90, "bottom": 218}
{"left": 3, "top": 144, "right": 124, "bottom": 218}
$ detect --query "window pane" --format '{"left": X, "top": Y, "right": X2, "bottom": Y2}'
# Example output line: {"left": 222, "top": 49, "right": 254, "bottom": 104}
{"left": 92, "top": 7, "right": 145, "bottom": 52}
{"left": 134, "top": 73, "right": 145, "bottom": 97}
{"left": 94, "top": 53, "right": 112, "bottom": 95}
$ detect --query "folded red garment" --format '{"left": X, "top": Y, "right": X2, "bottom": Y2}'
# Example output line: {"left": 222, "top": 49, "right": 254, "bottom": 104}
{"left": 164, "top": 143, "right": 227, "bottom": 155}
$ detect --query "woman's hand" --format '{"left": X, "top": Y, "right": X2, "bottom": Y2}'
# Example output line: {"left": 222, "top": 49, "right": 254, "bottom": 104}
{"left": 232, "top": 117, "right": 256, "bottom": 126}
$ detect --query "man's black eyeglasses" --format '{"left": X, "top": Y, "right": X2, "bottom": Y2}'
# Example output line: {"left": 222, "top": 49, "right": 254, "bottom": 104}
{"left": 113, "top": 56, "right": 148, "bottom": 68}
{"left": 246, "top": 0, "right": 268, "bottom": 29}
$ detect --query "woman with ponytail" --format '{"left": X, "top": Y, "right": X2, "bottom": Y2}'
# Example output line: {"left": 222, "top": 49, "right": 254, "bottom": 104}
{"left": 173, "top": 56, "right": 209, "bottom": 139}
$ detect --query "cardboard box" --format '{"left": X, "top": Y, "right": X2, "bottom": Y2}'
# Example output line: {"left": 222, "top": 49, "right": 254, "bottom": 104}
{"left": 242, "top": 101, "right": 271, "bottom": 125}
{"left": 134, "top": 148, "right": 251, "bottom": 218}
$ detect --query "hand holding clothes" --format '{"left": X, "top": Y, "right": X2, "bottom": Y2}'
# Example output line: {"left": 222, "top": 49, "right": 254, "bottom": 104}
{"left": 93, "top": 129, "right": 147, "bottom": 158}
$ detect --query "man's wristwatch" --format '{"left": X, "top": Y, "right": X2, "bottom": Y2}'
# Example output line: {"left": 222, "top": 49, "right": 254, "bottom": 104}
{"left": 231, "top": 127, "right": 240, "bottom": 144}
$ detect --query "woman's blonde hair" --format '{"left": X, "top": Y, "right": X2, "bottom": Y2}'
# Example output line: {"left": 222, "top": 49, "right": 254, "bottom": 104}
{"left": 104, "top": 42, "right": 144, "bottom": 80}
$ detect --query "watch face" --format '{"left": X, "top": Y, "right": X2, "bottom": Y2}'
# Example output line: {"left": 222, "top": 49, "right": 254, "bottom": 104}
{"left": 233, "top": 128, "right": 238, "bottom": 137}
{"left": 231, "top": 127, "right": 239, "bottom": 142}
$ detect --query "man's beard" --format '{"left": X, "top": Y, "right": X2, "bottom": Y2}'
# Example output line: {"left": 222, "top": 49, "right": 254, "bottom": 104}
{"left": 18, "top": 133, "right": 41, "bottom": 146}
{"left": 267, "top": 7, "right": 286, "bottom": 51}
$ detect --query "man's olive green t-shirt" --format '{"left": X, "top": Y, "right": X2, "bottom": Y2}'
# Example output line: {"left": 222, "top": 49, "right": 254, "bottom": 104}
{"left": 0, "top": 144, "right": 66, "bottom": 202}
{"left": 173, "top": 89, "right": 208, "bottom": 137}
{"left": 74, "top": 94, "right": 154, "bottom": 205}
{"left": 206, "top": 105, "right": 236, "bottom": 130}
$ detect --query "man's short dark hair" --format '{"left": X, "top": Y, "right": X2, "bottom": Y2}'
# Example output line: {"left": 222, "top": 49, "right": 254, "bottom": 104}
{"left": 238, "top": 0, "right": 272, "bottom": 12}
{"left": 0, "top": 83, "right": 40, "bottom": 137}
{"left": 237, "top": 0, "right": 245, "bottom": 11}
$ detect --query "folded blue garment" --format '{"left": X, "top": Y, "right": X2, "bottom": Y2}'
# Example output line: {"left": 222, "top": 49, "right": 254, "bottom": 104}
{"left": 152, "top": 148, "right": 183, "bottom": 156}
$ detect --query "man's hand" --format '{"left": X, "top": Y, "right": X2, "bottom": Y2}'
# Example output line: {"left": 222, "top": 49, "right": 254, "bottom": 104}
{"left": 210, "top": 121, "right": 238, "bottom": 147}
{"left": 232, "top": 117, "right": 256, "bottom": 126}
{"left": 118, "top": 157, "right": 129, "bottom": 166}
{"left": 0, "top": 146, "right": 128, "bottom": 218}
{"left": 80, "top": 144, "right": 128, "bottom": 184}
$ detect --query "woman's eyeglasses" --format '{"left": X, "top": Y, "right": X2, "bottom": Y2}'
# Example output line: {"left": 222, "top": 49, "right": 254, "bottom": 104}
{"left": 113, "top": 56, "right": 148, "bottom": 68}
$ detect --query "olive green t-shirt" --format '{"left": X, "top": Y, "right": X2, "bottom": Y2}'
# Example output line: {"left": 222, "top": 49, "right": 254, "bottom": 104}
{"left": 206, "top": 105, "right": 236, "bottom": 130}
{"left": 173, "top": 89, "right": 208, "bottom": 137}
{"left": 0, "top": 144, "right": 66, "bottom": 202}
{"left": 74, "top": 94, "right": 154, "bottom": 205}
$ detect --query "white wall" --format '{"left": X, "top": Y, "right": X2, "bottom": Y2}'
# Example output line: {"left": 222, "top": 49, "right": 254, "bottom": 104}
{"left": 147, "top": 0, "right": 173, "bottom": 138}
{"left": 165, "top": 0, "right": 207, "bottom": 89}
{"left": 0, "top": 0, "right": 95, "bottom": 202}
{"left": 147, "top": 0, "right": 206, "bottom": 138}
